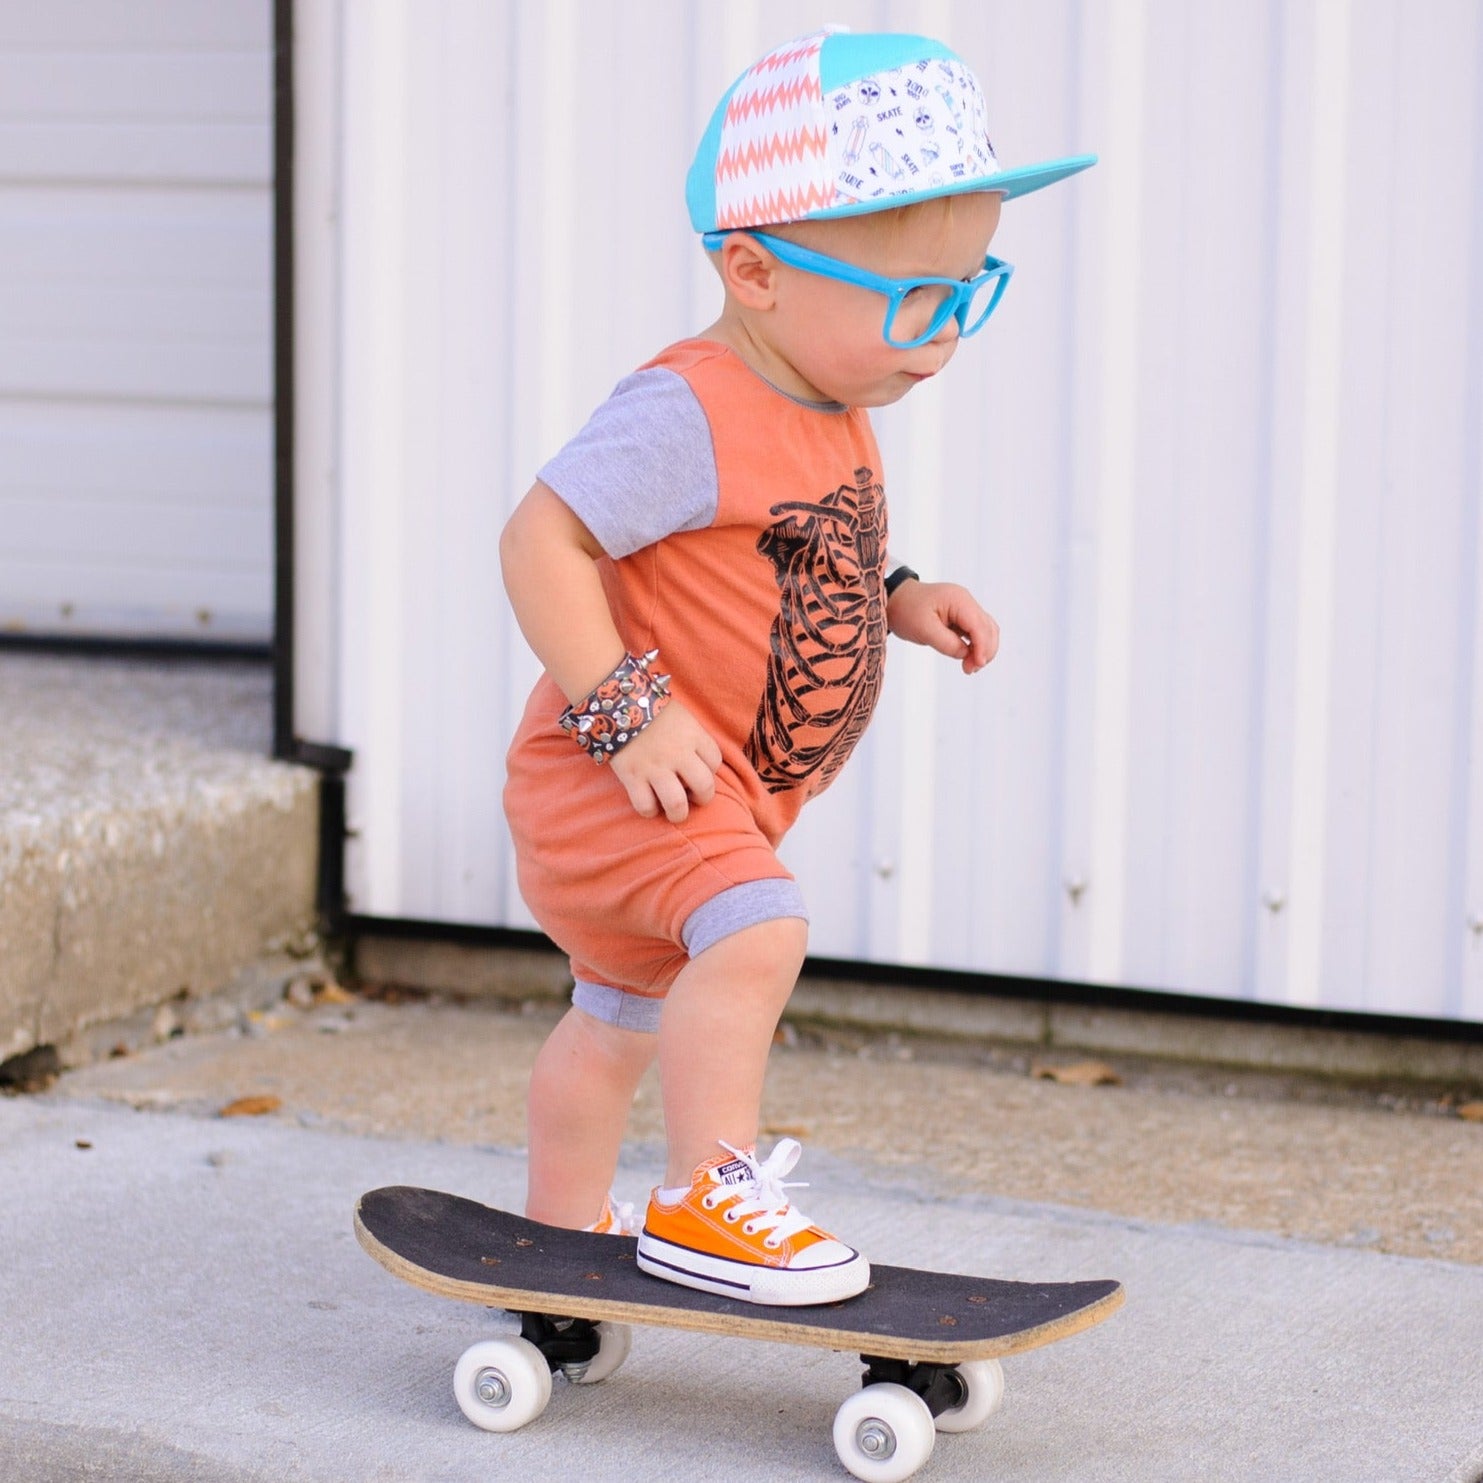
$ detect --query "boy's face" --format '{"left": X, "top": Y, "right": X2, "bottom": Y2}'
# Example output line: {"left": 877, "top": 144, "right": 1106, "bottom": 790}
{"left": 758, "top": 192, "right": 1003, "bottom": 408}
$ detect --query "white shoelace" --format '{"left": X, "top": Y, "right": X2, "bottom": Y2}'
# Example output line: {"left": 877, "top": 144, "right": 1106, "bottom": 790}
{"left": 703, "top": 1138, "right": 817, "bottom": 1247}
{"left": 587, "top": 1194, "right": 639, "bottom": 1235}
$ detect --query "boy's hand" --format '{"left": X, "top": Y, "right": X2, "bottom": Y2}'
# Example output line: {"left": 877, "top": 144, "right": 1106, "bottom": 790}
{"left": 887, "top": 579, "right": 1000, "bottom": 674}
{"left": 610, "top": 699, "right": 723, "bottom": 822}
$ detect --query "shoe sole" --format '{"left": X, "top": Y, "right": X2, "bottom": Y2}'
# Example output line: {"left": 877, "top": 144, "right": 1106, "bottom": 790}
{"left": 636, "top": 1233, "right": 870, "bottom": 1307}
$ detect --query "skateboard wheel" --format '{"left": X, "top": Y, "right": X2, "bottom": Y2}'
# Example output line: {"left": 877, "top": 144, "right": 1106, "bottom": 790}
{"left": 452, "top": 1337, "right": 552, "bottom": 1432}
{"left": 563, "top": 1322, "right": 632, "bottom": 1385}
{"left": 933, "top": 1358, "right": 1005, "bottom": 1433}
{"left": 833, "top": 1384, "right": 935, "bottom": 1483}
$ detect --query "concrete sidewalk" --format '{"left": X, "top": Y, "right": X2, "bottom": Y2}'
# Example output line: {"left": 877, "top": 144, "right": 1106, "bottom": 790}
{"left": 4, "top": 1090, "right": 1481, "bottom": 1483}
{"left": 5, "top": 640, "right": 1481, "bottom": 1483}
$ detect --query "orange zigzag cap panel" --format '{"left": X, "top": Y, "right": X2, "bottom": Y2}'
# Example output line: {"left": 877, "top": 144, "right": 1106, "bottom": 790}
{"left": 746, "top": 38, "right": 827, "bottom": 77}
{"left": 715, "top": 129, "right": 829, "bottom": 182}
{"left": 724, "top": 73, "right": 822, "bottom": 125}
{"left": 715, "top": 181, "right": 839, "bottom": 229}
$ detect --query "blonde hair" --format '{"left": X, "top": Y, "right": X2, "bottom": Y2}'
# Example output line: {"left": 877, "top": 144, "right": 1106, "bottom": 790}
{"left": 769, "top": 194, "right": 972, "bottom": 254}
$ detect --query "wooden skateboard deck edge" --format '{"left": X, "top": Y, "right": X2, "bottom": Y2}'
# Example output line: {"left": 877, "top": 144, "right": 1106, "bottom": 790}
{"left": 354, "top": 1199, "right": 1125, "bottom": 1364}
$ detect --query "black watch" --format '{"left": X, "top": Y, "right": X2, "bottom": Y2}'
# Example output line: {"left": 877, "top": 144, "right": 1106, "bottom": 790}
{"left": 884, "top": 565, "right": 920, "bottom": 598}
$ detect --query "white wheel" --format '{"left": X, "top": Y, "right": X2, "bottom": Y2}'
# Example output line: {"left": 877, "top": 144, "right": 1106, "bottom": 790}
{"left": 833, "top": 1383, "right": 936, "bottom": 1483}
{"left": 563, "top": 1322, "right": 633, "bottom": 1384}
{"left": 452, "top": 1337, "right": 552, "bottom": 1432}
{"left": 933, "top": 1358, "right": 1005, "bottom": 1433}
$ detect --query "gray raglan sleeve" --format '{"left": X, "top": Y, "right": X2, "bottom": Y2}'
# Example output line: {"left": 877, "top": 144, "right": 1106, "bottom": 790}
{"left": 536, "top": 367, "right": 719, "bottom": 558}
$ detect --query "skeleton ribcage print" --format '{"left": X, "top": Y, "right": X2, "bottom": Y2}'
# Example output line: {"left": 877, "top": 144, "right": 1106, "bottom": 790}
{"left": 746, "top": 465, "right": 888, "bottom": 794}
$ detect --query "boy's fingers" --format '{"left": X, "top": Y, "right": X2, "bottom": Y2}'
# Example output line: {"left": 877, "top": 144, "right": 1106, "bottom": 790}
{"left": 981, "top": 615, "right": 1001, "bottom": 662}
{"left": 928, "top": 617, "right": 973, "bottom": 660}
{"left": 612, "top": 710, "right": 719, "bottom": 819}
{"left": 680, "top": 754, "right": 717, "bottom": 805}
{"left": 626, "top": 779, "right": 659, "bottom": 818}
{"left": 651, "top": 771, "right": 691, "bottom": 823}
{"left": 952, "top": 607, "right": 998, "bottom": 668}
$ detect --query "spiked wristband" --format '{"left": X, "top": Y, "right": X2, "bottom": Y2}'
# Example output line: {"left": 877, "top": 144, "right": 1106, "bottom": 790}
{"left": 558, "top": 650, "right": 672, "bottom": 764}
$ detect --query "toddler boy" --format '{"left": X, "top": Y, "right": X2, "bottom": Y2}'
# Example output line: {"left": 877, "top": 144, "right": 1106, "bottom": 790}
{"left": 500, "top": 27, "right": 1093, "bottom": 1305}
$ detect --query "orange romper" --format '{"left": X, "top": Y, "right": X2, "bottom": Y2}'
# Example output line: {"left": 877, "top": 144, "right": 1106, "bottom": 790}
{"left": 504, "top": 340, "right": 888, "bottom": 1021}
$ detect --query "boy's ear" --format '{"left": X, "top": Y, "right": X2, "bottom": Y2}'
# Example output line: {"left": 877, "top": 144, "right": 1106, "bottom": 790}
{"left": 718, "top": 234, "right": 779, "bottom": 309}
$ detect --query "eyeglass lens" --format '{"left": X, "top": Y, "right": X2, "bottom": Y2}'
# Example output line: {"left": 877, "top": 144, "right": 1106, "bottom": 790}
{"left": 885, "top": 272, "right": 1003, "bottom": 347}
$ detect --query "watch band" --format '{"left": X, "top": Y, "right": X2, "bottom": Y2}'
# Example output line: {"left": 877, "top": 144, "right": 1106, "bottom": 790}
{"left": 884, "top": 565, "right": 920, "bottom": 597}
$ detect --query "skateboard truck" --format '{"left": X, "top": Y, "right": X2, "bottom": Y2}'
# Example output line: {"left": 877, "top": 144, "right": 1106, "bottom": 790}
{"left": 518, "top": 1311, "right": 601, "bottom": 1379}
{"left": 866, "top": 1358, "right": 966, "bottom": 1411}
{"left": 521, "top": 1316, "right": 973, "bottom": 1405}
{"left": 860, "top": 1356, "right": 967, "bottom": 1418}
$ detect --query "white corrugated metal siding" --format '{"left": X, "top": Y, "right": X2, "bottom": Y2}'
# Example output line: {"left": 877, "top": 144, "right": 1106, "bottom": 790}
{"left": 0, "top": 1, "right": 273, "bottom": 641}
{"left": 297, "top": 0, "right": 1483, "bottom": 1022}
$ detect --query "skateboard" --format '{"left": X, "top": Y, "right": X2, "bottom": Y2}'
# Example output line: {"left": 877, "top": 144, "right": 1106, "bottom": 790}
{"left": 355, "top": 1185, "right": 1123, "bottom": 1482}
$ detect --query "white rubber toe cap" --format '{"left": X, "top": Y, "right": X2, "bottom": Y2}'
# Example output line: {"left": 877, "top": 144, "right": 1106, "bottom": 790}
{"left": 637, "top": 1234, "right": 871, "bottom": 1306}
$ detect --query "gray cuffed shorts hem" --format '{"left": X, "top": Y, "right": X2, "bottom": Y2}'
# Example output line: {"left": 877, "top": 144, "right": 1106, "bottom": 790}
{"left": 571, "top": 979, "right": 666, "bottom": 1033}
{"left": 681, "top": 877, "right": 809, "bottom": 958}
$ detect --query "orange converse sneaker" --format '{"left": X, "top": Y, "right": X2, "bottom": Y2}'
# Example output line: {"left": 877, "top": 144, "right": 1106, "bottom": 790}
{"left": 584, "top": 1193, "right": 639, "bottom": 1235}
{"left": 636, "top": 1139, "right": 869, "bottom": 1306}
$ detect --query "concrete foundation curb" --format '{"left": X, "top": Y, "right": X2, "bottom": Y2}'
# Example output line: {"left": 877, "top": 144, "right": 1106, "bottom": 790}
{"left": 354, "top": 935, "right": 1483, "bottom": 1088}
{"left": 0, "top": 655, "right": 320, "bottom": 1061}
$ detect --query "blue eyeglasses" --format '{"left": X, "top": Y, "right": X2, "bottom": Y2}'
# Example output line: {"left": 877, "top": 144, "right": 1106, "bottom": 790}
{"left": 701, "top": 229, "right": 1014, "bottom": 349}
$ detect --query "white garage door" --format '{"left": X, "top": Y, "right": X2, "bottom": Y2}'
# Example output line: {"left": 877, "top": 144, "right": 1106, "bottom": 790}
{"left": 299, "top": 0, "right": 1483, "bottom": 1024}
{"left": 0, "top": 1, "right": 273, "bottom": 643}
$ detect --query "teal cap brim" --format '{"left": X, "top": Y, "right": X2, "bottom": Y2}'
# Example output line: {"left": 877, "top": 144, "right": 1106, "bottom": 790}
{"left": 976, "top": 153, "right": 1099, "bottom": 200}
{"left": 800, "top": 153, "right": 1098, "bottom": 222}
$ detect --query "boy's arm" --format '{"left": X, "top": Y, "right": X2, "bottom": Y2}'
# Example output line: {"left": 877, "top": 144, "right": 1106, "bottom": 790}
{"left": 501, "top": 480, "right": 628, "bottom": 702}
{"left": 885, "top": 575, "right": 1000, "bottom": 675}
{"left": 500, "top": 481, "right": 722, "bottom": 821}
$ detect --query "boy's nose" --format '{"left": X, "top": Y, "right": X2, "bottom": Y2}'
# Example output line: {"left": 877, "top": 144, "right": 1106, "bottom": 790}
{"left": 930, "top": 312, "right": 962, "bottom": 346}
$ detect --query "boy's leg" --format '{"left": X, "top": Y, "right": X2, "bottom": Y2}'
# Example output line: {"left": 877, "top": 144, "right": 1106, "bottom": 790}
{"left": 639, "top": 913, "right": 868, "bottom": 1305}
{"left": 657, "top": 914, "right": 808, "bottom": 1187}
{"left": 525, "top": 1005, "right": 657, "bottom": 1228}
{"left": 524, "top": 912, "right": 804, "bottom": 1226}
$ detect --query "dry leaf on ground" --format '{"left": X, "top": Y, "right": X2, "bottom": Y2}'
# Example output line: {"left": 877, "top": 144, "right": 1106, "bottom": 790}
{"left": 1458, "top": 1102, "right": 1483, "bottom": 1124}
{"left": 220, "top": 1094, "right": 283, "bottom": 1118}
{"left": 0, "top": 1046, "right": 62, "bottom": 1094}
{"left": 1031, "top": 1060, "right": 1123, "bottom": 1087}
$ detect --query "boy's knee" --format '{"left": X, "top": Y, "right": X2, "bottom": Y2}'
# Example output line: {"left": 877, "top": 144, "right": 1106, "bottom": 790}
{"left": 694, "top": 912, "right": 809, "bottom": 975}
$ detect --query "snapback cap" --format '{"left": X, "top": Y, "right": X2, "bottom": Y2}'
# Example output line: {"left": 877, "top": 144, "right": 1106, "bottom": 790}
{"left": 687, "top": 27, "right": 1096, "bottom": 233}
